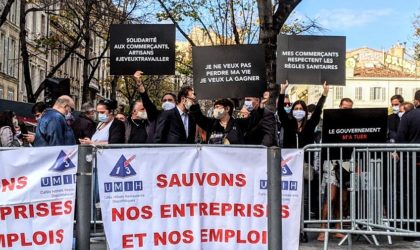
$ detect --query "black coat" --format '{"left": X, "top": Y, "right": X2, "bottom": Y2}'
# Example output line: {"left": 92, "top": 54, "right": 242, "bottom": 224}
{"left": 154, "top": 107, "right": 196, "bottom": 144}
{"left": 397, "top": 108, "right": 420, "bottom": 143}
{"left": 244, "top": 108, "right": 276, "bottom": 146}
{"left": 108, "top": 119, "right": 125, "bottom": 144}
{"left": 387, "top": 114, "right": 400, "bottom": 142}
{"left": 71, "top": 114, "right": 96, "bottom": 143}
{"left": 190, "top": 104, "right": 244, "bottom": 144}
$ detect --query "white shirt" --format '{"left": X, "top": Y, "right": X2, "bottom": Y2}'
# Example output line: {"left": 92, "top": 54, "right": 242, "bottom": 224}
{"left": 91, "top": 119, "right": 114, "bottom": 144}
{"left": 177, "top": 106, "right": 188, "bottom": 135}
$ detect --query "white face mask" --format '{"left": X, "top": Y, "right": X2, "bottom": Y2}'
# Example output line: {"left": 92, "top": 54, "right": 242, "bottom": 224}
{"left": 398, "top": 112, "right": 405, "bottom": 118}
{"left": 292, "top": 110, "right": 306, "bottom": 121}
{"left": 184, "top": 99, "right": 193, "bottom": 110}
{"left": 162, "top": 101, "right": 175, "bottom": 111}
{"left": 136, "top": 111, "right": 148, "bottom": 120}
{"left": 213, "top": 108, "right": 225, "bottom": 120}
{"left": 392, "top": 106, "right": 400, "bottom": 114}
{"left": 244, "top": 100, "right": 254, "bottom": 112}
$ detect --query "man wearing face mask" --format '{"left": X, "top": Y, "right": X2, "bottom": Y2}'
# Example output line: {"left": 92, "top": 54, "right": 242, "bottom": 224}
{"left": 155, "top": 86, "right": 196, "bottom": 143}
{"left": 34, "top": 95, "right": 76, "bottom": 146}
{"left": 387, "top": 95, "right": 404, "bottom": 143}
{"left": 190, "top": 98, "right": 244, "bottom": 144}
{"left": 132, "top": 71, "right": 176, "bottom": 143}
{"left": 242, "top": 92, "right": 276, "bottom": 147}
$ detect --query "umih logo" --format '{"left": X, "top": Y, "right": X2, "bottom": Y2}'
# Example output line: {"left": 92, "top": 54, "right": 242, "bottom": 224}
{"left": 105, "top": 155, "right": 142, "bottom": 193}
{"left": 109, "top": 155, "right": 137, "bottom": 178}
{"left": 41, "top": 149, "right": 77, "bottom": 187}
{"left": 49, "top": 149, "right": 77, "bottom": 172}
{"left": 281, "top": 156, "right": 293, "bottom": 176}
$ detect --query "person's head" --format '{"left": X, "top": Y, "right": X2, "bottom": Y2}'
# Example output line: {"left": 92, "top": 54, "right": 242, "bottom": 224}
{"left": 213, "top": 99, "right": 234, "bottom": 120}
{"left": 339, "top": 98, "right": 353, "bottom": 109}
{"left": 130, "top": 100, "right": 147, "bottom": 120}
{"left": 31, "top": 102, "right": 47, "bottom": 121}
{"left": 243, "top": 97, "right": 260, "bottom": 112}
{"left": 115, "top": 112, "right": 126, "bottom": 122}
{"left": 161, "top": 93, "right": 177, "bottom": 111}
{"left": 0, "top": 111, "right": 15, "bottom": 134}
{"left": 414, "top": 90, "right": 420, "bottom": 108}
{"left": 96, "top": 99, "right": 118, "bottom": 123}
{"left": 81, "top": 102, "right": 96, "bottom": 120}
{"left": 390, "top": 95, "right": 404, "bottom": 114}
{"left": 53, "top": 95, "right": 75, "bottom": 119}
{"left": 291, "top": 100, "right": 308, "bottom": 122}
{"left": 402, "top": 101, "right": 414, "bottom": 113}
{"left": 276, "top": 94, "right": 292, "bottom": 114}
{"left": 177, "top": 86, "right": 195, "bottom": 111}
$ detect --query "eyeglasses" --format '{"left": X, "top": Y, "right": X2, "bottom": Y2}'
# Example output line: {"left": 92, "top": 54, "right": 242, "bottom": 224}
{"left": 284, "top": 102, "right": 292, "bottom": 107}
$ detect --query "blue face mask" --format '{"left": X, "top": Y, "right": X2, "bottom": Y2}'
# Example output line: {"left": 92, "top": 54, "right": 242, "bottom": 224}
{"left": 98, "top": 113, "right": 108, "bottom": 122}
{"left": 284, "top": 107, "right": 292, "bottom": 114}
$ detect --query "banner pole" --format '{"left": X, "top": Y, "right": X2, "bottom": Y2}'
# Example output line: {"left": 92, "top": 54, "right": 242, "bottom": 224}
{"left": 76, "top": 145, "right": 93, "bottom": 250}
{"left": 268, "top": 147, "right": 282, "bottom": 250}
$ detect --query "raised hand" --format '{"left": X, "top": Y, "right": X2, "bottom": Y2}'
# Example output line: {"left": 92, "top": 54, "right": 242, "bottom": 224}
{"left": 280, "top": 80, "right": 289, "bottom": 94}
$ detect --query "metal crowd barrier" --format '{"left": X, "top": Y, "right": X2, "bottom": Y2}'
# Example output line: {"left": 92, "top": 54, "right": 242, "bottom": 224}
{"left": 75, "top": 144, "right": 282, "bottom": 250}
{"left": 302, "top": 143, "right": 420, "bottom": 250}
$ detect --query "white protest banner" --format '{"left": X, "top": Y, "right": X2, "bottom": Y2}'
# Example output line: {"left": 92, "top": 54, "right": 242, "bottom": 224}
{"left": 281, "top": 149, "right": 304, "bottom": 250}
{"left": 97, "top": 146, "right": 268, "bottom": 250}
{"left": 0, "top": 146, "right": 78, "bottom": 249}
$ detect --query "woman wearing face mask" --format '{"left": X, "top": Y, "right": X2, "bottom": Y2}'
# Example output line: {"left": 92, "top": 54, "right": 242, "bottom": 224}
{"left": 79, "top": 99, "right": 125, "bottom": 145}
{"left": 0, "top": 111, "right": 21, "bottom": 147}
{"left": 190, "top": 99, "right": 244, "bottom": 144}
{"left": 278, "top": 80, "right": 329, "bottom": 149}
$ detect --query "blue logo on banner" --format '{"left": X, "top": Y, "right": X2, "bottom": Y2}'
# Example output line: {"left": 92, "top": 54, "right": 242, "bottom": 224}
{"left": 109, "top": 155, "right": 137, "bottom": 178}
{"left": 281, "top": 157, "right": 293, "bottom": 176}
{"left": 49, "top": 150, "right": 76, "bottom": 172}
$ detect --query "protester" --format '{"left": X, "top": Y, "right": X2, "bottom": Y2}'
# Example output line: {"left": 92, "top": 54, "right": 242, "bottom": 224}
{"left": 154, "top": 86, "right": 196, "bottom": 143}
{"left": 0, "top": 111, "right": 20, "bottom": 147}
{"left": 190, "top": 98, "right": 244, "bottom": 144}
{"left": 274, "top": 94, "right": 292, "bottom": 148}
{"left": 317, "top": 97, "right": 354, "bottom": 241}
{"left": 396, "top": 90, "right": 420, "bottom": 236}
{"left": 79, "top": 99, "right": 125, "bottom": 145}
{"left": 242, "top": 91, "right": 276, "bottom": 146}
{"left": 387, "top": 94, "right": 404, "bottom": 142}
{"left": 125, "top": 71, "right": 162, "bottom": 143}
{"left": 34, "top": 96, "right": 76, "bottom": 146}
{"left": 402, "top": 101, "right": 414, "bottom": 113}
{"left": 277, "top": 80, "right": 328, "bottom": 148}
{"left": 71, "top": 102, "right": 97, "bottom": 143}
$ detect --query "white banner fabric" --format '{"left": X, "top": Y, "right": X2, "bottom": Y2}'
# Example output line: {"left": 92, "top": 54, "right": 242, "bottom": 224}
{"left": 0, "top": 146, "right": 78, "bottom": 249}
{"left": 97, "top": 146, "right": 268, "bottom": 250}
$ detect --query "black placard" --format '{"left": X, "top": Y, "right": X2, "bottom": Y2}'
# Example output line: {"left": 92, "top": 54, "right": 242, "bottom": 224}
{"left": 322, "top": 108, "right": 387, "bottom": 143}
{"left": 277, "top": 35, "right": 346, "bottom": 85}
{"left": 110, "top": 24, "right": 175, "bottom": 75}
{"left": 193, "top": 45, "right": 266, "bottom": 99}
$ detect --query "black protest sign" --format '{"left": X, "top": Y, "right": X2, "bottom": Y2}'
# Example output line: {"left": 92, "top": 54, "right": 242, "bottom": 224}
{"left": 110, "top": 24, "right": 175, "bottom": 75}
{"left": 193, "top": 45, "right": 266, "bottom": 99}
{"left": 277, "top": 35, "right": 346, "bottom": 85}
{"left": 322, "top": 108, "right": 388, "bottom": 143}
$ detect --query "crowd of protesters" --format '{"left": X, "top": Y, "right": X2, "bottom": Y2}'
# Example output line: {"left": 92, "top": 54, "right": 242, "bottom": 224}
{"left": 2, "top": 71, "right": 420, "bottom": 242}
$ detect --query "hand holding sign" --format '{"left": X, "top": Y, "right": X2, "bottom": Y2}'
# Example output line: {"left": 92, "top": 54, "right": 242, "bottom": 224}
{"left": 133, "top": 70, "right": 145, "bottom": 93}
{"left": 280, "top": 80, "right": 289, "bottom": 94}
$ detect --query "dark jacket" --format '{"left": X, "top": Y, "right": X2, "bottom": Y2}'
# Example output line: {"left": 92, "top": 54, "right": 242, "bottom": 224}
{"left": 244, "top": 108, "right": 276, "bottom": 146}
{"left": 71, "top": 113, "right": 96, "bottom": 143}
{"left": 190, "top": 104, "right": 244, "bottom": 144}
{"left": 34, "top": 108, "right": 76, "bottom": 146}
{"left": 277, "top": 94, "right": 326, "bottom": 149}
{"left": 154, "top": 106, "right": 196, "bottom": 144}
{"left": 397, "top": 108, "right": 420, "bottom": 143}
{"left": 125, "top": 91, "right": 161, "bottom": 143}
{"left": 387, "top": 114, "right": 400, "bottom": 142}
{"left": 108, "top": 119, "right": 126, "bottom": 144}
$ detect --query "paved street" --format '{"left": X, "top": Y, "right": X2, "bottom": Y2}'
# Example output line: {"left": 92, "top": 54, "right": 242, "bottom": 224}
{"left": 88, "top": 233, "right": 420, "bottom": 249}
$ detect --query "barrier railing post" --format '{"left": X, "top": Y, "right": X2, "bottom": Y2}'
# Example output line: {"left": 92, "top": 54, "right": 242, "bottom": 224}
{"left": 76, "top": 145, "right": 93, "bottom": 250}
{"left": 268, "top": 147, "right": 282, "bottom": 250}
